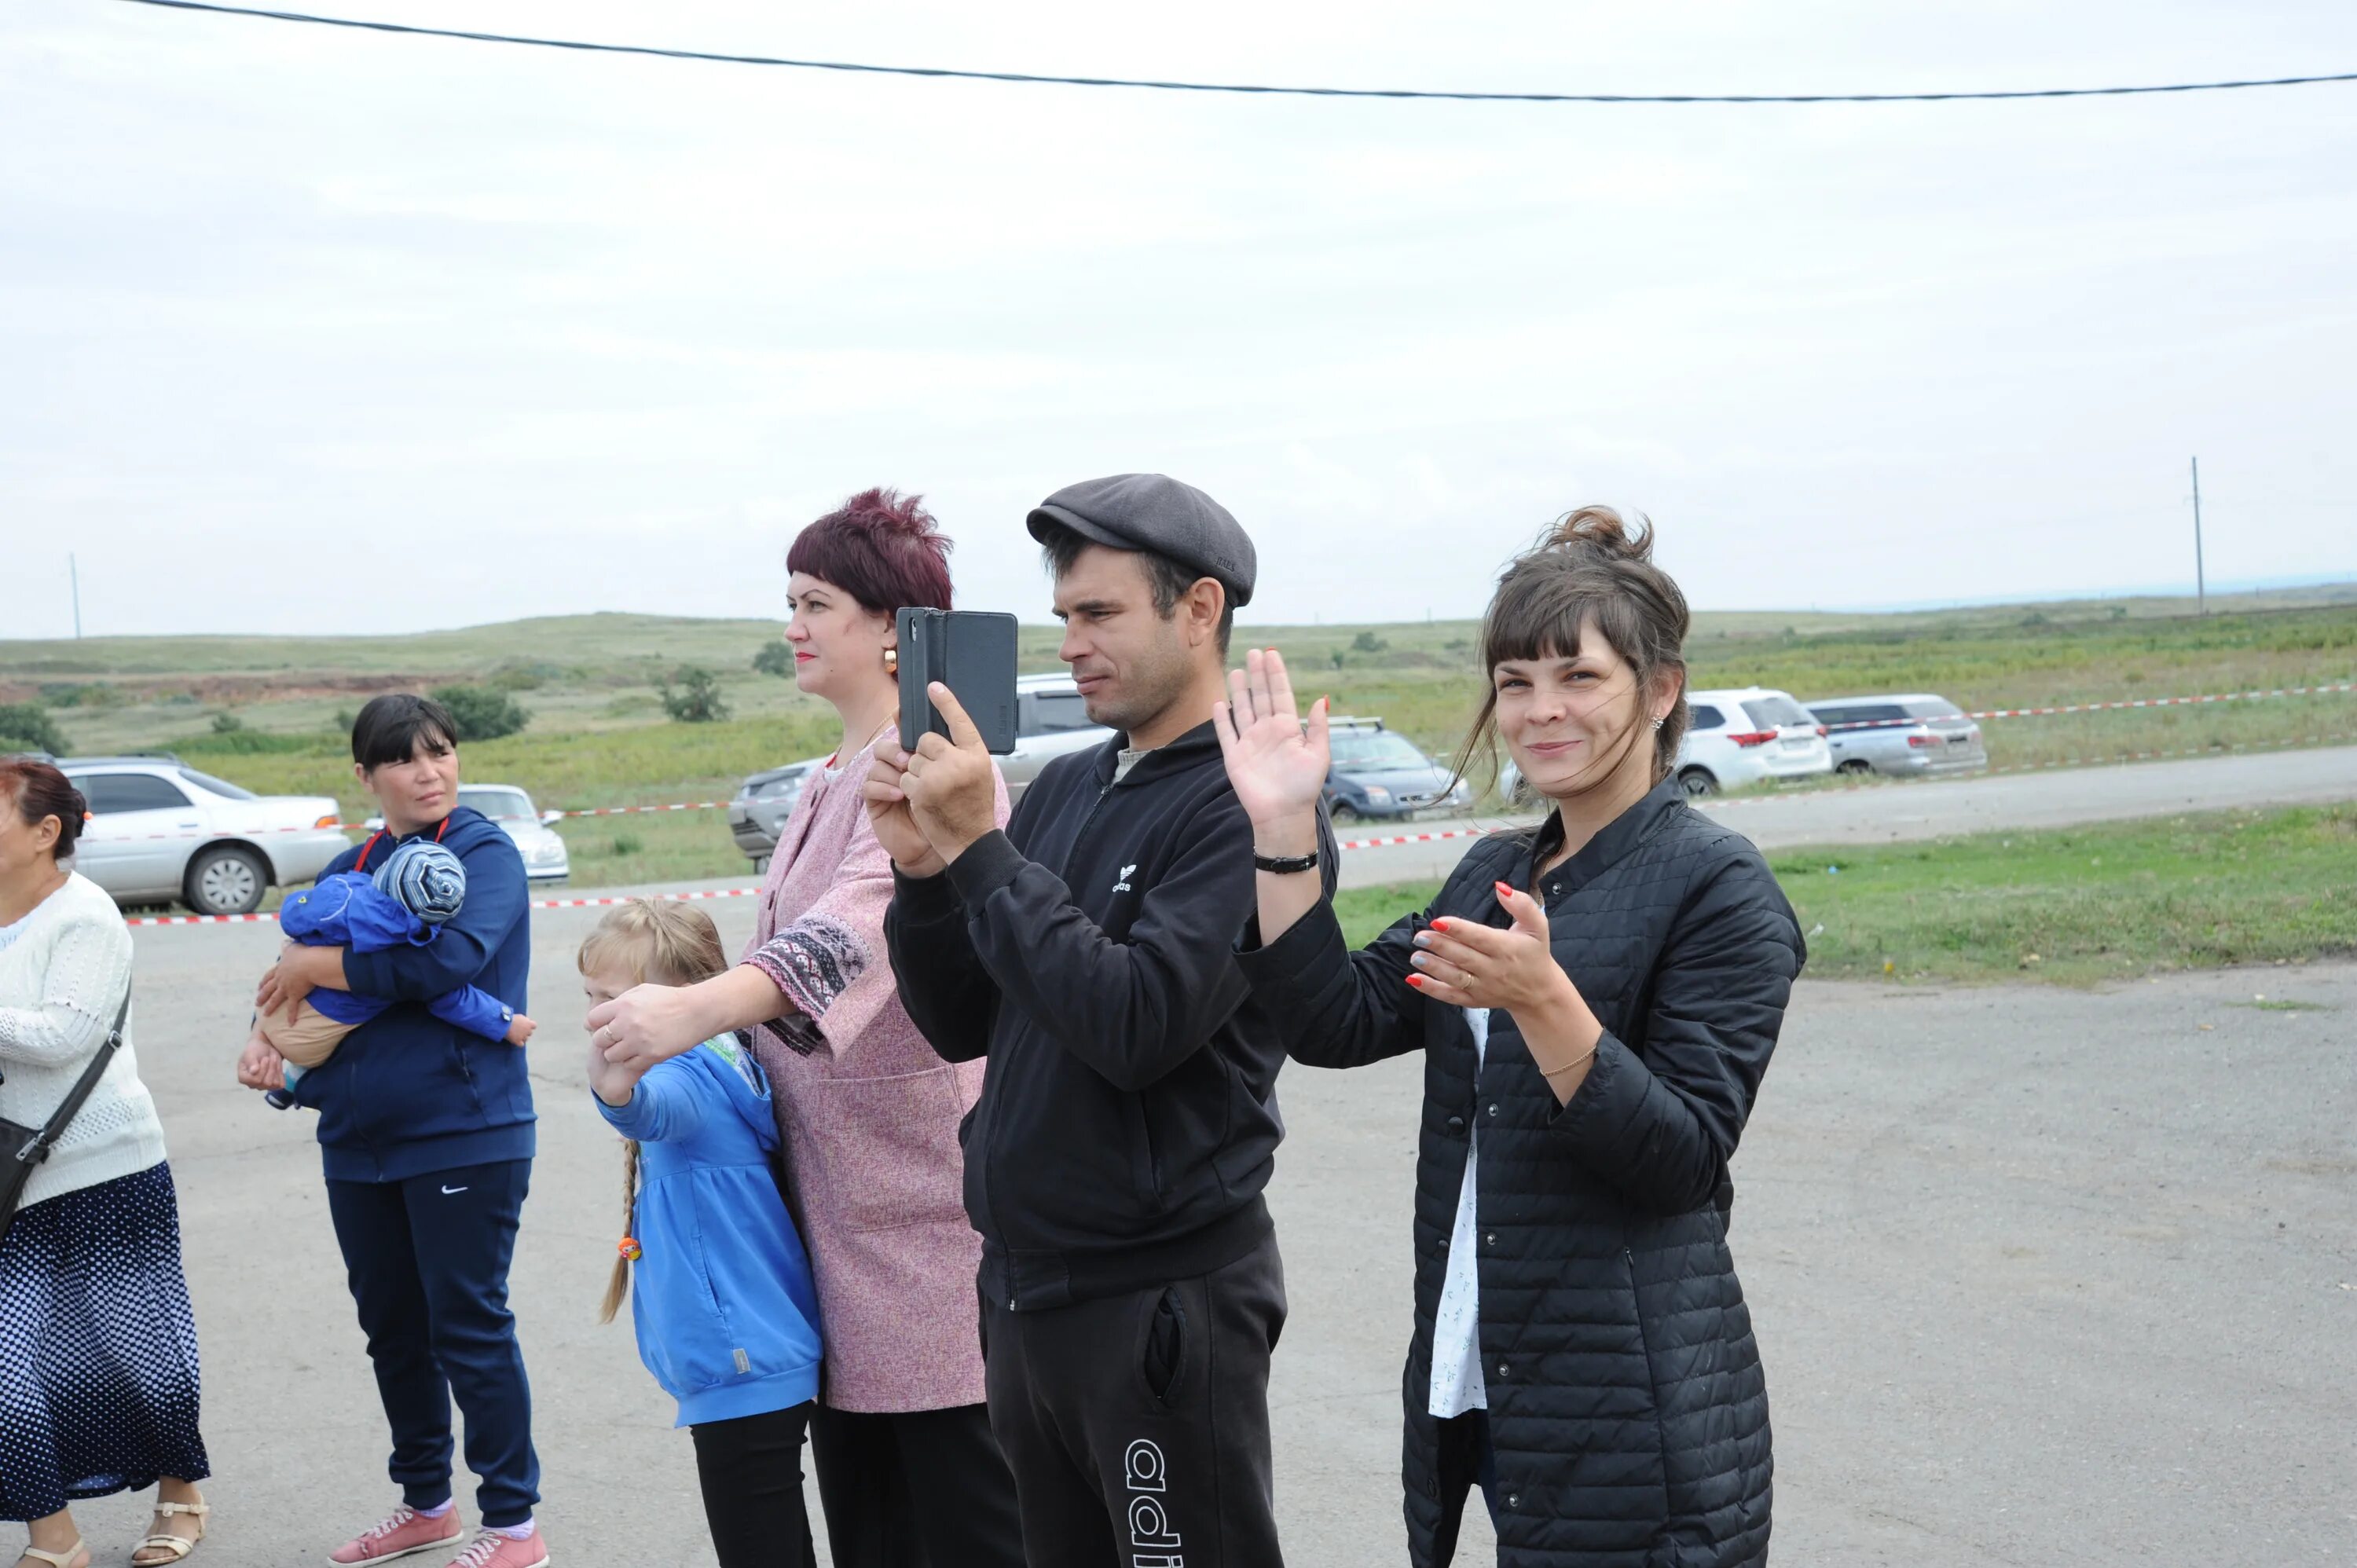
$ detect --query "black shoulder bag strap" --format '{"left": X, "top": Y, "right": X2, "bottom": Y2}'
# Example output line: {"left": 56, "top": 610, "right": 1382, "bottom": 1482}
{"left": 0, "top": 985, "right": 133, "bottom": 1243}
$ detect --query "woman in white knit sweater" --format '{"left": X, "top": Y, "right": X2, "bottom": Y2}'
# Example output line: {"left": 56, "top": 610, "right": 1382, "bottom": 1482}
{"left": 0, "top": 761, "right": 213, "bottom": 1568}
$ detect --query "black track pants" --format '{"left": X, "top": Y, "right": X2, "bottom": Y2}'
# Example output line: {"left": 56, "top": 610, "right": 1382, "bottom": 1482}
{"left": 981, "top": 1230, "right": 1287, "bottom": 1568}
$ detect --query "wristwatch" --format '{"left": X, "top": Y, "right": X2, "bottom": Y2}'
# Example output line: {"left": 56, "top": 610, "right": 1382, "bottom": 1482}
{"left": 1252, "top": 850, "right": 1319, "bottom": 874}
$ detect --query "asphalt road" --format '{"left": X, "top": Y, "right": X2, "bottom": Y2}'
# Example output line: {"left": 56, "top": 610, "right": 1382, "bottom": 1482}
{"left": 52, "top": 907, "right": 2357, "bottom": 1566}
{"left": 1336, "top": 743, "right": 2357, "bottom": 888}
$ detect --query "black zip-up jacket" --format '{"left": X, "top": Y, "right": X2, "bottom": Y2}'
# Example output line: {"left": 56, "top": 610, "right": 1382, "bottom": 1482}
{"left": 885, "top": 721, "right": 1337, "bottom": 1312}
{"left": 1238, "top": 778, "right": 1803, "bottom": 1568}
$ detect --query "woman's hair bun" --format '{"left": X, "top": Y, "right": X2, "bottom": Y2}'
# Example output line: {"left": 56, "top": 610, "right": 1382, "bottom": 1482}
{"left": 1542, "top": 505, "right": 1654, "bottom": 563}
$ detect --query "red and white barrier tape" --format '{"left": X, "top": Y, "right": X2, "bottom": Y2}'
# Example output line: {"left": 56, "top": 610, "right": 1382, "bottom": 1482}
{"left": 1820, "top": 680, "right": 2356, "bottom": 731}
{"left": 116, "top": 720, "right": 2357, "bottom": 929}
{"left": 1331, "top": 825, "right": 1496, "bottom": 852}
{"left": 123, "top": 885, "right": 766, "bottom": 927}
{"left": 75, "top": 677, "right": 2356, "bottom": 846}
{"left": 527, "top": 886, "right": 761, "bottom": 910}
{"left": 1969, "top": 680, "right": 2354, "bottom": 718}
{"left": 85, "top": 799, "right": 741, "bottom": 845}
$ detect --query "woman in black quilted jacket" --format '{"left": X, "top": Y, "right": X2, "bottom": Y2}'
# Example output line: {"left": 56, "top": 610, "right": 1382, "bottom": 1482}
{"left": 1217, "top": 507, "right": 1803, "bottom": 1568}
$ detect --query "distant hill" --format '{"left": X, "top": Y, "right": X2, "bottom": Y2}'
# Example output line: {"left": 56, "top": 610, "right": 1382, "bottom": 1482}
{"left": 5, "top": 583, "right": 2353, "bottom": 692}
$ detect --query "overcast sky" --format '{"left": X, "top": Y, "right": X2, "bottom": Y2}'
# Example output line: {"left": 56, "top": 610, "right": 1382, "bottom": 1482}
{"left": 3, "top": 0, "right": 2354, "bottom": 638}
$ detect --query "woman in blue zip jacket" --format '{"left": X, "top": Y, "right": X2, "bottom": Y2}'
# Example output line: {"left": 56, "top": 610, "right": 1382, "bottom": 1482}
{"left": 238, "top": 694, "right": 549, "bottom": 1568}
{"left": 578, "top": 899, "right": 823, "bottom": 1568}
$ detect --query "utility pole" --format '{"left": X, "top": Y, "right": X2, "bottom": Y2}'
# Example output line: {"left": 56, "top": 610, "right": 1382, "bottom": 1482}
{"left": 2189, "top": 457, "right": 2205, "bottom": 617}
{"left": 70, "top": 554, "right": 82, "bottom": 638}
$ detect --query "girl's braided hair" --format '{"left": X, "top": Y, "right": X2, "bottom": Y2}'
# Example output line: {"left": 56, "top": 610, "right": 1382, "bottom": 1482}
{"left": 581, "top": 899, "right": 730, "bottom": 1325}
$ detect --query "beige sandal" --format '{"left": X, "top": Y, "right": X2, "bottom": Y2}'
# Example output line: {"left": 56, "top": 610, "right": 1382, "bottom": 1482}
{"left": 18, "top": 1541, "right": 89, "bottom": 1568}
{"left": 129, "top": 1501, "right": 207, "bottom": 1566}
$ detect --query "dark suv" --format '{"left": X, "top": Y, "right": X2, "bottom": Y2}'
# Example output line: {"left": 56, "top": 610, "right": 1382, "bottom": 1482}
{"left": 1323, "top": 719, "right": 1471, "bottom": 823}
{"left": 728, "top": 676, "right": 1116, "bottom": 870}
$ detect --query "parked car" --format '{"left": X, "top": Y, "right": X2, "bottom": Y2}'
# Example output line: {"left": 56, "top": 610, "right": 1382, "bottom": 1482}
{"left": 726, "top": 675, "right": 1117, "bottom": 870}
{"left": 1324, "top": 718, "right": 1472, "bottom": 823}
{"left": 456, "top": 784, "right": 572, "bottom": 881}
{"left": 1000, "top": 673, "right": 1116, "bottom": 803}
{"left": 1803, "top": 694, "right": 1989, "bottom": 778}
{"left": 728, "top": 758, "right": 827, "bottom": 874}
{"left": 61, "top": 755, "right": 346, "bottom": 916}
{"left": 1673, "top": 687, "right": 1834, "bottom": 797}
{"left": 363, "top": 783, "right": 571, "bottom": 882}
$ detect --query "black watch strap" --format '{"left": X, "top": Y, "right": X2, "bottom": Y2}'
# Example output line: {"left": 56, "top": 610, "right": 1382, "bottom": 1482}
{"left": 1252, "top": 850, "right": 1320, "bottom": 874}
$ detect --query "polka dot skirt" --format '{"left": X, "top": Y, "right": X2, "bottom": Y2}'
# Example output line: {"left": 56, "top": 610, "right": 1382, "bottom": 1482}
{"left": 0, "top": 1161, "right": 211, "bottom": 1522}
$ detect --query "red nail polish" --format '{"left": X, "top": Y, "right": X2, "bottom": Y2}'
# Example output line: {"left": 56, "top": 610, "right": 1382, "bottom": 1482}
{"left": 1432, "top": 918, "right": 1449, "bottom": 933}
{"left": 1406, "top": 973, "right": 1424, "bottom": 989}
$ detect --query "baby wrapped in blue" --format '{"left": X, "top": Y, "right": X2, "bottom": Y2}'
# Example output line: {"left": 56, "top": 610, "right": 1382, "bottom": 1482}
{"left": 259, "top": 841, "right": 535, "bottom": 1105}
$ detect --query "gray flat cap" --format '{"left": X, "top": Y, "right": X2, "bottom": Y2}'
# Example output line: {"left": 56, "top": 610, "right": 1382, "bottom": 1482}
{"left": 1026, "top": 473, "right": 1256, "bottom": 609}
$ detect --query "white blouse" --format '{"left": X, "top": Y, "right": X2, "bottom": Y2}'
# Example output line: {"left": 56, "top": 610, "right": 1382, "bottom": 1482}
{"left": 1428, "top": 1007, "right": 1490, "bottom": 1419}
{"left": 0, "top": 872, "right": 167, "bottom": 1207}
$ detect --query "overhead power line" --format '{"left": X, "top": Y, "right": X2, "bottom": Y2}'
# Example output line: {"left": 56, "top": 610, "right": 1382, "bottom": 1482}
{"left": 109, "top": 0, "right": 2357, "bottom": 105}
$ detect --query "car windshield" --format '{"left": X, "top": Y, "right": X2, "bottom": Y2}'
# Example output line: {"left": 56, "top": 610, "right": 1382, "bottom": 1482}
{"left": 1329, "top": 731, "right": 1429, "bottom": 769}
{"left": 178, "top": 767, "right": 256, "bottom": 800}
{"left": 1815, "top": 702, "right": 1909, "bottom": 727}
{"left": 1741, "top": 696, "right": 1813, "bottom": 730}
{"left": 459, "top": 787, "right": 536, "bottom": 820}
{"left": 1025, "top": 691, "right": 1095, "bottom": 735}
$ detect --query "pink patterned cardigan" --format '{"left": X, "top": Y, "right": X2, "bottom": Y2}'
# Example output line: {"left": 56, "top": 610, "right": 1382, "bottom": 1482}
{"left": 739, "top": 736, "right": 1006, "bottom": 1413}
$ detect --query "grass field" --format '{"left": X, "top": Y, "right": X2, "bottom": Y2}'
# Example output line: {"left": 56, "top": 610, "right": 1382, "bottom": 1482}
{"left": 1332, "top": 803, "right": 2357, "bottom": 987}
{"left": 6, "top": 588, "right": 2354, "bottom": 891}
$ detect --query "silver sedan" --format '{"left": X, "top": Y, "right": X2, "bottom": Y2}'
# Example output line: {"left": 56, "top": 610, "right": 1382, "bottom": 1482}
{"left": 64, "top": 757, "right": 348, "bottom": 917}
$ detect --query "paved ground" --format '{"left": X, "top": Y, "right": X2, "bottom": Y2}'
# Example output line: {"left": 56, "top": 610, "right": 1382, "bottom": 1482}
{"left": 49, "top": 899, "right": 2356, "bottom": 1566}
{"left": 1338, "top": 743, "right": 2357, "bottom": 888}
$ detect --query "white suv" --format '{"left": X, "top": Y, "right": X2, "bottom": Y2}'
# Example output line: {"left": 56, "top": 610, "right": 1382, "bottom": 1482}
{"left": 1675, "top": 688, "right": 1832, "bottom": 797}
{"left": 63, "top": 756, "right": 348, "bottom": 915}
{"left": 998, "top": 674, "right": 1116, "bottom": 804}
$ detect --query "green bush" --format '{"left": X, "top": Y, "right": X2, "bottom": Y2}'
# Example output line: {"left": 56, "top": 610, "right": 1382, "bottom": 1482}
{"left": 659, "top": 666, "right": 731, "bottom": 724}
{"left": 38, "top": 682, "right": 124, "bottom": 711}
{"left": 1352, "top": 631, "right": 1388, "bottom": 654}
{"left": 430, "top": 684, "right": 531, "bottom": 742}
{"left": 211, "top": 712, "right": 245, "bottom": 733}
{"left": 752, "top": 639, "right": 795, "bottom": 677}
{"left": 0, "top": 703, "right": 66, "bottom": 757}
{"left": 181, "top": 729, "right": 332, "bottom": 757}
{"left": 489, "top": 662, "right": 555, "bottom": 692}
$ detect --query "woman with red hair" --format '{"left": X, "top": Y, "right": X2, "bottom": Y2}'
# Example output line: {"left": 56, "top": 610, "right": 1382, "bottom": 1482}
{"left": 585, "top": 489, "right": 1024, "bottom": 1567}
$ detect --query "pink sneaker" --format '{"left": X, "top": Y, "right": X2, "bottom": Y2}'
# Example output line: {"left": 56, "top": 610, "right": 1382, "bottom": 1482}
{"left": 328, "top": 1504, "right": 465, "bottom": 1564}
{"left": 445, "top": 1527, "right": 548, "bottom": 1568}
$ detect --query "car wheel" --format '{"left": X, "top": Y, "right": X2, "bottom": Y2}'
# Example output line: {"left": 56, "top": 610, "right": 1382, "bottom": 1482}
{"left": 1329, "top": 802, "right": 1362, "bottom": 825}
{"left": 185, "top": 844, "right": 268, "bottom": 917}
{"left": 1836, "top": 759, "right": 1872, "bottom": 776}
{"left": 1677, "top": 767, "right": 1719, "bottom": 799}
{"left": 752, "top": 855, "right": 771, "bottom": 875}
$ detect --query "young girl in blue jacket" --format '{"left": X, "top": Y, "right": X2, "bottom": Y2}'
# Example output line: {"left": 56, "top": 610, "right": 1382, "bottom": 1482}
{"left": 579, "top": 901, "right": 823, "bottom": 1568}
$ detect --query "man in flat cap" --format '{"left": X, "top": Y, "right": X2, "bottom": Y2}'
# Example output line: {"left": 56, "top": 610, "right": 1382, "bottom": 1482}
{"left": 867, "top": 473, "right": 1332, "bottom": 1566}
